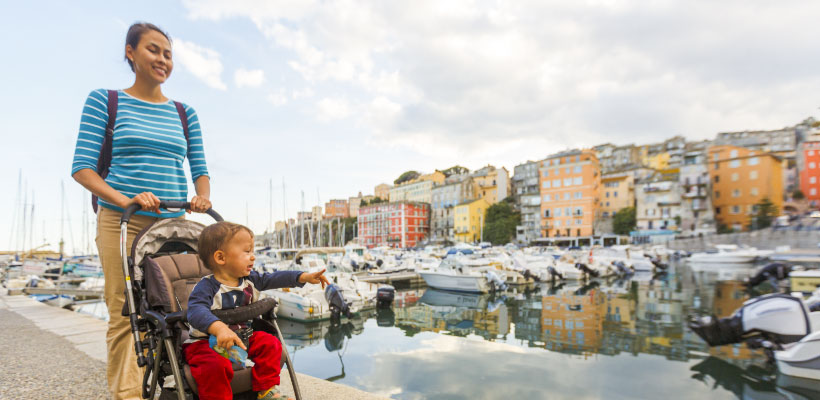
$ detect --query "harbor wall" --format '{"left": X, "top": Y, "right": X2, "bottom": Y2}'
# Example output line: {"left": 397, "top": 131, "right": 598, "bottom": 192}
{"left": 666, "top": 230, "right": 820, "bottom": 252}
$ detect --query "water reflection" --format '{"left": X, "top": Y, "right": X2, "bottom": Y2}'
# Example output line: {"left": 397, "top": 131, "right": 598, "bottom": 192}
{"left": 280, "top": 263, "right": 810, "bottom": 399}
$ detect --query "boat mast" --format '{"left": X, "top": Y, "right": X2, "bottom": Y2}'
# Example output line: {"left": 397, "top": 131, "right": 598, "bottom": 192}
{"left": 300, "top": 190, "right": 305, "bottom": 248}
{"left": 9, "top": 169, "right": 21, "bottom": 253}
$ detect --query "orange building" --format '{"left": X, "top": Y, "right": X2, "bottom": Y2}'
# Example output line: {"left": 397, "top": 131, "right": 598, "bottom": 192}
{"left": 539, "top": 149, "right": 601, "bottom": 237}
{"left": 707, "top": 145, "right": 783, "bottom": 232}
{"left": 324, "top": 199, "right": 349, "bottom": 219}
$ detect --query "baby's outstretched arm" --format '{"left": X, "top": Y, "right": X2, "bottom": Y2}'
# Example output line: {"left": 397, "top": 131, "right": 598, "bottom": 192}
{"left": 299, "top": 269, "right": 330, "bottom": 288}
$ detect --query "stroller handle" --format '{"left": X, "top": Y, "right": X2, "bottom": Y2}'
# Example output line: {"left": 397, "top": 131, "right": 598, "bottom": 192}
{"left": 121, "top": 201, "right": 224, "bottom": 224}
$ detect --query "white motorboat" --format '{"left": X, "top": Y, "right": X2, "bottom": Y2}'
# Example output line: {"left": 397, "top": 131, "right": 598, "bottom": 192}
{"left": 418, "top": 257, "right": 504, "bottom": 293}
{"left": 688, "top": 244, "right": 766, "bottom": 264}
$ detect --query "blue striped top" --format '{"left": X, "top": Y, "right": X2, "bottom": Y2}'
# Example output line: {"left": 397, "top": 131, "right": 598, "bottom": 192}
{"left": 71, "top": 89, "right": 209, "bottom": 218}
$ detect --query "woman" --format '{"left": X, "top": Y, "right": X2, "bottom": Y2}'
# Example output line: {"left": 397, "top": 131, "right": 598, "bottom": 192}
{"left": 71, "top": 22, "right": 211, "bottom": 400}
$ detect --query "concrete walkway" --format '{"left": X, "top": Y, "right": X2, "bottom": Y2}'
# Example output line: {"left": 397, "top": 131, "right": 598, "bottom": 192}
{"left": 0, "top": 291, "right": 387, "bottom": 400}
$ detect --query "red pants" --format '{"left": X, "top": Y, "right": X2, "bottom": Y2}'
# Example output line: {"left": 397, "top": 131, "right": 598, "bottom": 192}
{"left": 183, "top": 331, "right": 282, "bottom": 400}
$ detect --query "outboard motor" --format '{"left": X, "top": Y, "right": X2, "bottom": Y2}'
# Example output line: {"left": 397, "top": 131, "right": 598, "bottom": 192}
{"left": 746, "top": 263, "right": 793, "bottom": 288}
{"left": 376, "top": 259, "right": 384, "bottom": 268}
{"left": 522, "top": 269, "right": 541, "bottom": 282}
{"left": 575, "top": 263, "right": 599, "bottom": 278}
{"left": 324, "top": 284, "right": 352, "bottom": 321}
{"left": 649, "top": 256, "right": 668, "bottom": 271}
{"left": 547, "top": 266, "right": 563, "bottom": 281}
{"left": 377, "top": 284, "right": 395, "bottom": 308}
{"left": 485, "top": 270, "right": 507, "bottom": 291}
{"left": 611, "top": 261, "right": 633, "bottom": 277}
{"left": 689, "top": 293, "right": 812, "bottom": 347}
{"left": 350, "top": 259, "right": 359, "bottom": 271}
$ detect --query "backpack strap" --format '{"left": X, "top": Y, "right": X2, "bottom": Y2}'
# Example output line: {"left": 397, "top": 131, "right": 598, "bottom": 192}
{"left": 92, "top": 89, "right": 119, "bottom": 213}
{"left": 174, "top": 101, "right": 190, "bottom": 142}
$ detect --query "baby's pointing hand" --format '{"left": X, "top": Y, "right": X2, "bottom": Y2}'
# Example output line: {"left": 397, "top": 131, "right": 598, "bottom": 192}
{"left": 299, "top": 269, "right": 330, "bottom": 288}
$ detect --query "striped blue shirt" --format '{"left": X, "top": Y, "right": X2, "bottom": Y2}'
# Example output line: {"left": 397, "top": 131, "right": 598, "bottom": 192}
{"left": 71, "top": 89, "right": 209, "bottom": 218}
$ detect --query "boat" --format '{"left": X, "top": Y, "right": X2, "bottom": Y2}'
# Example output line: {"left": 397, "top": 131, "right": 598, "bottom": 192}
{"left": 30, "top": 293, "right": 75, "bottom": 308}
{"left": 791, "top": 270, "right": 820, "bottom": 294}
{"left": 687, "top": 244, "right": 766, "bottom": 264}
{"left": 418, "top": 257, "right": 505, "bottom": 293}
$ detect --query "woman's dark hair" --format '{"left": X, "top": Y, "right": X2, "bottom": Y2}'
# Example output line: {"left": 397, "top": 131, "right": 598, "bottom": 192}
{"left": 124, "top": 22, "right": 171, "bottom": 72}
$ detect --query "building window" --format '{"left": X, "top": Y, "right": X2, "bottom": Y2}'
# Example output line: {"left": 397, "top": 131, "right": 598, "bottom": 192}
{"left": 603, "top": 212, "right": 609, "bottom": 217}
{"left": 543, "top": 170, "right": 549, "bottom": 177}
{"left": 715, "top": 207, "right": 721, "bottom": 214}
{"left": 564, "top": 178, "right": 572, "bottom": 186}
{"left": 573, "top": 177, "right": 582, "bottom": 185}
{"left": 750, "top": 171, "right": 758, "bottom": 180}
{"left": 732, "top": 189, "right": 741, "bottom": 197}
{"left": 812, "top": 177, "right": 817, "bottom": 184}
{"left": 714, "top": 191, "right": 720, "bottom": 198}
{"left": 542, "top": 180, "right": 551, "bottom": 189}
{"left": 553, "top": 179, "right": 561, "bottom": 188}
{"left": 606, "top": 192, "right": 610, "bottom": 198}
{"left": 751, "top": 187, "right": 758, "bottom": 196}
{"left": 731, "top": 205, "right": 740, "bottom": 214}
{"left": 730, "top": 160, "right": 740, "bottom": 168}
{"left": 812, "top": 188, "right": 817, "bottom": 196}
{"left": 544, "top": 194, "right": 551, "bottom": 202}
{"left": 545, "top": 209, "right": 551, "bottom": 217}
{"left": 555, "top": 208, "right": 562, "bottom": 217}
{"left": 731, "top": 173, "right": 739, "bottom": 182}
{"left": 809, "top": 150, "right": 815, "bottom": 156}
{"left": 730, "top": 150, "right": 738, "bottom": 158}
{"left": 714, "top": 175, "right": 720, "bottom": 183}
{"left": 613, "top": 191, "right": 618, "bottom": 198}
{"left": 575, "top": 191, "right": 582, "bottom": 199}
{"left": 748, "top": 157, "right": 759, "bottom": 166}
{"left": 574, "top": 166, "right": 582, "bottom": 173}
{"left": 565, "top": 167, "right": 570, "bottom": 174}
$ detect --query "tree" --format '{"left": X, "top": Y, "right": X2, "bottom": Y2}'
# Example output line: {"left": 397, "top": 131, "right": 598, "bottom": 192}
{"left": 361, "top": 197, "right": 386, "bottom": 207}
{"left": 753, "top": 197, "right": 778, "bottom": 230}
{"left": 483, "top": 202, "right": 520, "bottom": 245}
{"left": 394, "top": 170, "right": 420, "bottom": 185}
{"left": 442, "top": 165, "right": 470, "bottom": 177}
{"left": 793, "top": 190, "right": 805, "bottom": 200}
{"left": 612, "top": 207, "right": 636, "bottom": 235}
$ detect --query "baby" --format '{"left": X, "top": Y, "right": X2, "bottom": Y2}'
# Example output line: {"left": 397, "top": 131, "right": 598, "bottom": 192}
{"left": 185, "top": 221, "right": 328, "bottom": 400}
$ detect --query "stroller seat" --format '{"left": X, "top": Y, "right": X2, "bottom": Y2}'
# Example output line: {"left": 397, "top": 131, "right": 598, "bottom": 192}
{"left": 144, "top": 253, "right": 257, "bottom": 398}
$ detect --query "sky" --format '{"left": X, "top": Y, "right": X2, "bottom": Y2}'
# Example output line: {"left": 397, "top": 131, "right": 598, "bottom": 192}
{"left": 2, "top": 0, "right": 820, "bottom": 254}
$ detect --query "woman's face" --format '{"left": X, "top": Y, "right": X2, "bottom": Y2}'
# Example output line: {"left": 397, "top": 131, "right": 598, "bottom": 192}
{"left": 126, "top": 29, "right": 173, "bottom": 85}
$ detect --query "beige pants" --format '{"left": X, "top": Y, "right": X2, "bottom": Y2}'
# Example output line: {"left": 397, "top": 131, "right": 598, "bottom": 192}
{"left": 96, "top": 207, "right": 159, "bottom": 400}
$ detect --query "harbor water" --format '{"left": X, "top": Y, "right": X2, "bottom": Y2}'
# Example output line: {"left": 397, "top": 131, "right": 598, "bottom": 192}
{"left": 274, "top": 262, "right": 817, "bottom": 400}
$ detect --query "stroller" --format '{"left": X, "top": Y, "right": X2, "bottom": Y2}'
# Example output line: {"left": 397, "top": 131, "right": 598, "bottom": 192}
{"left": 118, "top": 201, "right": 302, "bottom": 400}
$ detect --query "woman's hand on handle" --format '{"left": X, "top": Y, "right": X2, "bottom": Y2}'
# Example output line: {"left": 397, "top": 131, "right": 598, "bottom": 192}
{"left": 128, "top": 192, "right": 161, "bottom": 213}
{"left": 189, "top": 195, "right": 211, "bottom": 213}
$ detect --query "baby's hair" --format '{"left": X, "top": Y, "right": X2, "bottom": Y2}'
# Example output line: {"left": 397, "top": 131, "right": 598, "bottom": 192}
{"left": 124, "top": 22, "right": 171, "bottom": 72}
{"left": 198, "top": 221, "right": 254, "bottom": 269}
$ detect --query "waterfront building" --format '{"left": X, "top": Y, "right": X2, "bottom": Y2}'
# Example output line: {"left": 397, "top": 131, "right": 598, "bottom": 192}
{"left": 708, "top": 145, "right": 783, "bottom": 232}
{"left": 274, "top": 221, "right": 287, "bottom": 232}
{"left": 296, "top": 211, "right": 313, "bottom": 222}
{"left": 311, "top": 206, "right": 322, "bottom": 221}
{"left": 374, "top": 183, "right": 392, "bottom": 201}
{"left": 324, "top": 199, "right": 349, "bottom": 219}
{"left": 431, "top": 174, "right": 479, "bottom": 241}
{"left": 454, "top": 197, "right": 490, "bottom": 243}
{"left": 594, "top": 143, "right": 643, "bottom": 173}
{"left": 679, "top": 147, "right": 716, "bottom": 236}
{"left": 635, "top": 169, "right": 682, "bottom": 233}
{"left": 357, "top": 201, "right": 430, "bottom": 248}
{"left": 594, "top": 171, "right": 635, "bottom": 234}
{"left": 798, "top": 132, "right": 820, "bottom": 204}
{"left": 513, "top": 160, "right": 542, "bottom": 244}
{"left": 639, "top": 136, "right": 686, "bottom": 170}
{"left": 388, "top": 171, "right": 445, "bottom": 203}
{"left": 539, "top": 149, "right": 601, "bottom": 238}
{"left": 470, "top": 165, "right": 509, "bottom": 204}
{"left": 348, "top": 192, "right": 375, "bottom": 218}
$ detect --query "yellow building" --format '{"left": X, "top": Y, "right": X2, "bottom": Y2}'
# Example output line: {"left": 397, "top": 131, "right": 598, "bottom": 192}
{"left": 454, "top": 198, "right": 490, "bottom": 243}
{"left": 643, "top": 152, "right": 671, "bottom": 170}
{"left": 388, "top": 171, "right": 446, "bottom": 203}
{"left": 598, "top": 172, "right": 634, "bottom": 218}
{"left": 471, "top": 165, "right": 510, "bottom": 204}
{"left": 374, "top": 183, "right": 392, "bottom": 201}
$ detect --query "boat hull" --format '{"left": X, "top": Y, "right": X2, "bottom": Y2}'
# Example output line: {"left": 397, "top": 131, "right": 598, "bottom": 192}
{"left": 418, "top": 271, "right": 490, "bottom": 293}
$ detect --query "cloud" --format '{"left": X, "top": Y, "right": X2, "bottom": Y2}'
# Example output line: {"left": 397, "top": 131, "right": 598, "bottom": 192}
{"left": 173, "top": 39, "right": 227, "bottom": 90}
{"left": 316, "top": 97, "right": 352, "bottom": 121}
{"left": 267, "top": 90, "right": 288, "bottom": 107}
{"left": 182, "top": 1, "right": 820, "bottom": 161}
{"left": 234, "top": 68, "right": 266, "bottom": 88}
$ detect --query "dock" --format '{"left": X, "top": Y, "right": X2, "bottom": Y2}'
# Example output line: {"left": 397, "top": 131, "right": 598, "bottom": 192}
{"left": 0, "top": 290, "right": 387, "bottom": 400}
{"left": 358, "top": 271, "right": 425, "bottom": 288}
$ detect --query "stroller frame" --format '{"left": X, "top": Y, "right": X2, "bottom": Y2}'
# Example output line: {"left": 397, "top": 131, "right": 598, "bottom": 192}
{"left": 119, "top": 201, "right": 303, "bottom": 400}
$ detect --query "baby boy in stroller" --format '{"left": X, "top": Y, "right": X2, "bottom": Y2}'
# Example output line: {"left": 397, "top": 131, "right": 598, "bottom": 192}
{"left": 185, "top": 221, "right": 329, "bottom": 400}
